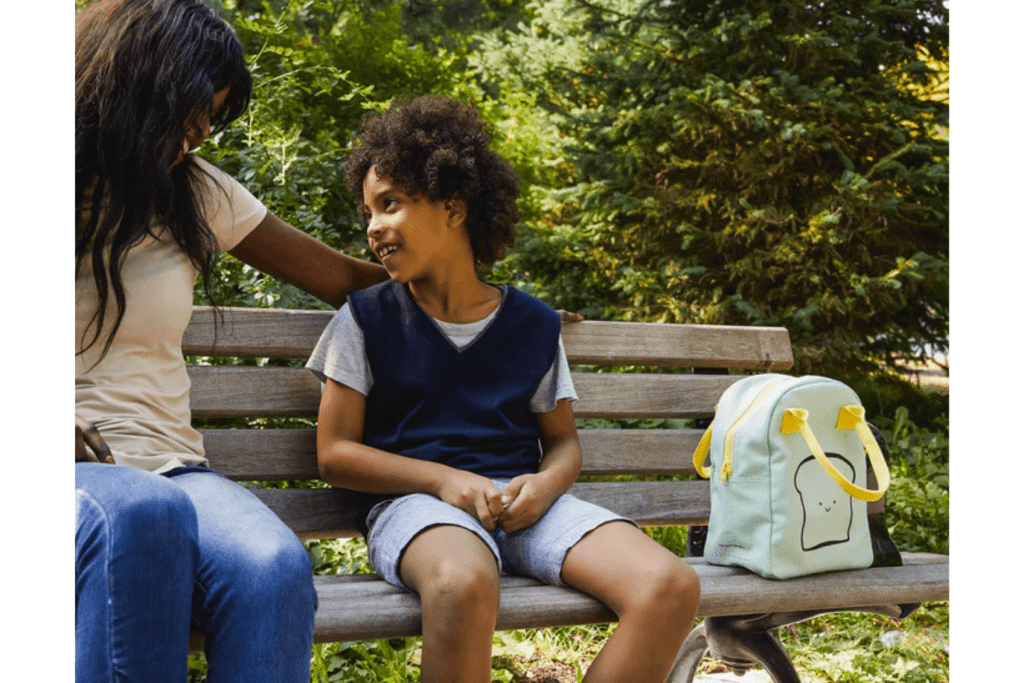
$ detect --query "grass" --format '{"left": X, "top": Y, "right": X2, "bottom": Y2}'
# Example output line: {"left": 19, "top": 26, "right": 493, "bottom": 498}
{"left": 778, "top": 602, "right": 949, "bottom": 683}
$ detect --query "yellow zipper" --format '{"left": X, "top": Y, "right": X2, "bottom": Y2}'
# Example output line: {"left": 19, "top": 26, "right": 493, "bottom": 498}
{"left": 720, "top": 377, "right": 791, "bottom": 480}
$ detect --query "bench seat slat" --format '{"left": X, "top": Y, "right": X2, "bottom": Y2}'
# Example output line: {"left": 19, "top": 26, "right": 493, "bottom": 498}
{"left": 201, "top": 428, "right": 705, "bottom": 480}
{"left": 253, "top": 481, "right": 711, "bottom": 539}
{"left": 308, "top": 553, "right": 949, "bottom": 642}
{"left": 183, "top": 307, "right": 794, "bottom": 370}
{"left": 188, "top": 366, "right": 740, "bottom": 419}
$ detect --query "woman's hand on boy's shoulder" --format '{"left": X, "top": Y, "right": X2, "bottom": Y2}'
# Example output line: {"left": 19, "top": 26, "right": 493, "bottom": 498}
{"left": 557, "top": 310, "right": 585, "bottom": 323}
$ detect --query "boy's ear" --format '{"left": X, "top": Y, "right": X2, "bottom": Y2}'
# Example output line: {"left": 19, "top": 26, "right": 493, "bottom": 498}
{"left": 444, "top": 196, "right": 468, "bottom": 228}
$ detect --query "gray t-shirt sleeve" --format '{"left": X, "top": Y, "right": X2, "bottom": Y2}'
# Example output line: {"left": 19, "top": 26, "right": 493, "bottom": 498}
{"left": 305, "top": 304, "right": 372, "bottom": 395}
{"left": 529, "top": 336, "right": 577, "bottom": 414}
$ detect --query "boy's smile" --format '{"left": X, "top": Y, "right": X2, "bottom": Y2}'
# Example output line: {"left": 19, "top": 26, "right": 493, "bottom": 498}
{"left": 362, "top": 166, "right": 460, "bottom": 284}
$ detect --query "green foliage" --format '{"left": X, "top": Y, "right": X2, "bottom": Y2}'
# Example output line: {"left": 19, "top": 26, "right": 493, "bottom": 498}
{"left": 780, "top": 603, "right": 949, "bottom": 683}
{"left": 198, "top": 0, "right": 492, "bottom": 310}
{"left": 305, "top": 537, "right": 375, "bottom": 576}
{"left": 647, "top": 524, "right": 689, "bottom": 557}
{"left": 312, "top": 638, "right": 419, "bottom": 683}
{"left": 187, "top": 653, "right": 208, "bottom": 682}
{"left": 81, "top": 0, "right": 949, "bottom": 384}
{"left": 845, "top": 371, "right": 948, "bottom": 434}
{"left": 398, "top": 0, "right": 533, "bottom": 54}
{"left": 875, "top": 406, "right": 949, "bottom": 555}
{"left": 479, "top": 0, "right": 949, "bottom": 384}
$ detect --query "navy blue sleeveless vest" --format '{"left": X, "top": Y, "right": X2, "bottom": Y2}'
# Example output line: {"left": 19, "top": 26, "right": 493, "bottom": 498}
{"left": 347, "top": 280, "right": 562, "bottom": 478}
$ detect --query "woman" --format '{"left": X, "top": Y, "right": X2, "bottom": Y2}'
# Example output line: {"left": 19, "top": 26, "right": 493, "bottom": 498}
{"left": 75, "top": 1, "right": 387, "bottom": 680}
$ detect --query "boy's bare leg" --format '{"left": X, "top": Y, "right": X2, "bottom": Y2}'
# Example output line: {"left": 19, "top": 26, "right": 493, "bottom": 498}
{"left": 399, "top": 525, "right": 501, "bottom": 683}
{"left": 560, "top": 521, "right": 700, "bottom": 683}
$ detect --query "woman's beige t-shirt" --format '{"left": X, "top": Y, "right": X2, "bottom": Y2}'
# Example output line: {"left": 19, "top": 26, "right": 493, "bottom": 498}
{"left": 75, "top": 157, "right": 268, "bottom": 473}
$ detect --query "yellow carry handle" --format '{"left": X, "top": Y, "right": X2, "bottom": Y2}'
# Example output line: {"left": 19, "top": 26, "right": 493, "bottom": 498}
{"left": 780, "top": 405, "right": 890, "bottom": 502}
{"left": 693, "top": 420, "right": 714, "bottom": 479}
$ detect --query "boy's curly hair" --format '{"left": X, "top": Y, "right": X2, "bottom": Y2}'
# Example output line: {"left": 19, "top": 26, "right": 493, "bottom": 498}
{"left": 344, "top": 95, "right": 521, "bottom": 266}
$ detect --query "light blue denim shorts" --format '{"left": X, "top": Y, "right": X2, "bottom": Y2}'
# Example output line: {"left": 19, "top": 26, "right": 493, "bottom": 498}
{"left": 365, "top": 479, "right": 636, "bottom": 590}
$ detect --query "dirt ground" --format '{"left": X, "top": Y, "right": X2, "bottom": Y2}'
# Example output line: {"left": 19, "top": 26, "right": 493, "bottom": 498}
{"left": 502, "top": 654, "right": 579, "bottom": 682}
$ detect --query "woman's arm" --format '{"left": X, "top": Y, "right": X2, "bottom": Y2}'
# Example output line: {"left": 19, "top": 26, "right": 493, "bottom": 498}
{"left": 496, "top": 399, "right": 583, "bottom": 533}
{"left": 316, "top": 377, "right": 506, "bottom": 529}
{"left": 229, "top": 212, "right": 588, "bottom": 320}
{"left": 228, "top": 211, "right": 388, "bottom": 308}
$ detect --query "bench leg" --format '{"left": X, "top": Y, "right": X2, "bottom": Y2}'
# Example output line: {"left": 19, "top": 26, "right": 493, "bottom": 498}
{"left": 666, "top": 617, "right": 801, "bottom": 683}
{"left": 666, "top": 602, "right": 921, "bottom": 683}
{"left": 667, "top": 622, "right": 709, "bottom": 683}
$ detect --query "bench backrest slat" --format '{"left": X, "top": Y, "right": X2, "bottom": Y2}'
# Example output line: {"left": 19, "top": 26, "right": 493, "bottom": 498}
{"left": 203, "top": 428, "right": 704, "bottom": 481}
{"left": 184, "top": 307, "right": 794, "bottom": 369}
{"left": 255, "top": 480, "right": 712, "bottom": 539}
{"left": 189, "top": 367, "right": 744, "bottom": 419}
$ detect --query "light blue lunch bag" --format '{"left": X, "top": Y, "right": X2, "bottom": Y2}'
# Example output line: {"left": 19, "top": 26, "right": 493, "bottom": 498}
{"left": 693, "top": 374, "right": 890, "bottom": 579}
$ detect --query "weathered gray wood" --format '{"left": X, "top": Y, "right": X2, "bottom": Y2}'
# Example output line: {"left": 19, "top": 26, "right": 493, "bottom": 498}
{"left": 188, "top": 366, "right": 739, "bottom": 418}
{"left": 571, "top": 373, "right": 737, "bottom": 418}
{"left": 561, "top": 320, "right": 794, "bottom": 369}
{"left": 189, "top": 366, "right": 319, "bottom": 418}
{"left": 306, "top": 553, "right": 949, "bottom": 642}
{"left": 183, "top": 307, "right": 334, "bottom": 358}
{"left": 201, "top": 428, "right": 705, "bottom": 480}
{"left": 253, "top": 480, "right": 712, "bottom": 539}
{"left": 183, "top": 307, "right": 794, "bottom": 370}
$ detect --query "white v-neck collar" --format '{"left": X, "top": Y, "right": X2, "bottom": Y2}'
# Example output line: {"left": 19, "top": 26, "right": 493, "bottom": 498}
{"left": 413, "top": 284, "right": 507, "bottom": 353}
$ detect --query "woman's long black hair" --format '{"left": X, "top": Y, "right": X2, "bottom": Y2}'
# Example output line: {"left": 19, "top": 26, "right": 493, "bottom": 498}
{"left": 76, "top": 0, "right": 252, "bottom": 360}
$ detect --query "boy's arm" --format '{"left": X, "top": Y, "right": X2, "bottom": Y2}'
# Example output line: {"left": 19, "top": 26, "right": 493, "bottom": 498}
{"left": 497, "top": 399, "right": 583, "bottom": 534}
{"left": 316, "top": 378, "right": 506, "bottom": 530}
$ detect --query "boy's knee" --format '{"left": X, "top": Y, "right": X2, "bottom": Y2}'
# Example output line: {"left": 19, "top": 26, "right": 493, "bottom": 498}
{"left": 422, "top": 557, "right": 499, "bottom": 611}
{"left": 633, "top": 558, "right": 700, "bottom": 617}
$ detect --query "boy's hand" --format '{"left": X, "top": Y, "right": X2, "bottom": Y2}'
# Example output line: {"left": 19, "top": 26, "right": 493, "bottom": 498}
{"left": 496, "top": 473, "right": 563, "bottom": 534}
{"left": 437, "top": 469, "right": 506, "bottom": 531}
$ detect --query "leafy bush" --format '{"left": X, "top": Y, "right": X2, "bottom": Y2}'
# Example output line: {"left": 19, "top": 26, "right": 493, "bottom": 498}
{"left": 875, "top": 406, "right": 949, "bottom": 555}
{"left": 200, "top": 0, "right": 493, "bottom": 310}
{"left": 312, "top": 639, "right": 420, "bottom": 683}
{"left": 476, "top": 0, "right": 948, "bottom": 385}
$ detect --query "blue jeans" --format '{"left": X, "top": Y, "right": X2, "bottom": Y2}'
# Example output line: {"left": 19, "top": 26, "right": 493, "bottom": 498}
{"left": 75, "top": 464, "right": 317, "bottom": 683}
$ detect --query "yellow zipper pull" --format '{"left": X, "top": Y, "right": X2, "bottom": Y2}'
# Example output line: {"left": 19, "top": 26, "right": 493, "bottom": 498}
{"left": 720, "top": 460, "right": 732, "bottom": 480}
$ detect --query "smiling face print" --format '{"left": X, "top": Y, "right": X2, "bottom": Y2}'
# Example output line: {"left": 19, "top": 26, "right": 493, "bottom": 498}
{"left": 794, "top": 454, "right": 855, "bottom": 551}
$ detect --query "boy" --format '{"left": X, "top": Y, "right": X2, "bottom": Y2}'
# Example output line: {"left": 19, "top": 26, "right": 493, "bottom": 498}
{"left": 307, "top": 95, "right": 699, "bottom": 683}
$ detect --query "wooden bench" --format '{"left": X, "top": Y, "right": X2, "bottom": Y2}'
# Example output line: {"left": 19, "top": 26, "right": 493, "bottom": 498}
{"left": 183, "top": 305, "right": 949, "bottom": 682}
